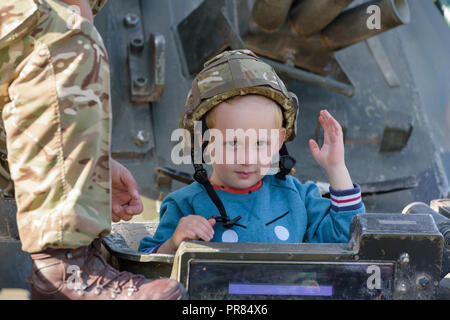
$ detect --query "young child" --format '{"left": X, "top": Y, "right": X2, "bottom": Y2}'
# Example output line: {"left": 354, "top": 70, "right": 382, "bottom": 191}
{"left": 139, "top": 50, "right": 365, "bottom": 254}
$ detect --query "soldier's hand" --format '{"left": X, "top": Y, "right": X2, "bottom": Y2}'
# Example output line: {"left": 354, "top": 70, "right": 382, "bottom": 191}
{"left": 110, "top": 159, "right": 144, "bottom": 222}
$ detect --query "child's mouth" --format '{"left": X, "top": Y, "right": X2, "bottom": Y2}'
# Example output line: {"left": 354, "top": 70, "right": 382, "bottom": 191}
{"left": 236, "top": 171, "right": 254, "bottom": 179}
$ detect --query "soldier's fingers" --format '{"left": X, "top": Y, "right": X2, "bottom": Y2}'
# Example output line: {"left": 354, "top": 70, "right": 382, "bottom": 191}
{"left": 113, "top": 208, "right": 134, "bottom": 221}
{"left": 112, "top": 213, "right": 121, "bottom": 223}
{"left": 124, "top": 198, "right": 144, "bottom": 215}
{"left": 119, "top": 165, "right": 140, "bottom": 198}
{"left": 112, "top": 204, "right": 123, "bottom": 215}
{"left": 119, "top": 212, "right": 134, "bottom": 221}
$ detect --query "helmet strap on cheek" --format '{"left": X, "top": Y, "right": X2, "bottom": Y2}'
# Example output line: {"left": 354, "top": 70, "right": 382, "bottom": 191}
{"left": 275, "top": 143, "right": 296, "bottom": 181}
{"left": 191, "top": 119, "right": 246, "bottom": 229}
{"left": 200, "top": 117, "right": 209, "bottom": 161}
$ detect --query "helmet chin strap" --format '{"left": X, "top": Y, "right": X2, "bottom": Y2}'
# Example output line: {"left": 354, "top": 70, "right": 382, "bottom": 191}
{"left": 275, "top": 143, "right": 296, "bottom": 181}
{"left": 190, "top": 117, "right": 296, "bottom": 229}
{"left": 191, "top": 116, "right": 246, "bottom": 228}
{"left": 191, "top": 148, "right": 246, "bottom": 229}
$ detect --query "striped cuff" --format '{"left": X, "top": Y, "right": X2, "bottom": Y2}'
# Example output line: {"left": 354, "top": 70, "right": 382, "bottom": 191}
{"left": 329, "top": 183, "right": 362, "bottom": 212}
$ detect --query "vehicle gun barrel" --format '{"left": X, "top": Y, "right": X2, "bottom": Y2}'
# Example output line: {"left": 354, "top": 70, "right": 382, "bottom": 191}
{"left": 252, "top": 0, "right": 295, "bottom": 32}
{"left": 321, "top": 0, "right": 410, "bottom": 50}
{"left": 289, "top": 0, "right": 353, "bottom": 37}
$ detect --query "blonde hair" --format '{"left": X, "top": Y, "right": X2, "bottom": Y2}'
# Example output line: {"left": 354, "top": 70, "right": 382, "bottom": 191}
{"left": 205, "top": 95, "right": 283, "bottom": 129}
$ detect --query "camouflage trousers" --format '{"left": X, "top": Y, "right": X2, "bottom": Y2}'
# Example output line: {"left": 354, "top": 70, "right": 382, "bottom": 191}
{"left": 0, "top": 0, "right": 112, "bottom": 253}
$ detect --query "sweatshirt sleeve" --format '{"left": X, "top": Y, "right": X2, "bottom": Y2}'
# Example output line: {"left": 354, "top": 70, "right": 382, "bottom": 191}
{"left": 298, "top": 180, "right": 365, "bottom": 244}
{"left": 138, "top": 197, "right": 184, "bottom": 253}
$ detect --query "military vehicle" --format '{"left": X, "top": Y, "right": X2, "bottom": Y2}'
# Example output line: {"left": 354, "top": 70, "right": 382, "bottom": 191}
{"left": 1, "top": 0, "right": 450, "bottom": 300}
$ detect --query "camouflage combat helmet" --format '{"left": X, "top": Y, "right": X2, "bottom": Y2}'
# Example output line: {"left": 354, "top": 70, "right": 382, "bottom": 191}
{"left": 181, "top": 49, "right": 299, "bottom": 143}
{"left": 182, "top": 50, "right": 299, "bottom": 230}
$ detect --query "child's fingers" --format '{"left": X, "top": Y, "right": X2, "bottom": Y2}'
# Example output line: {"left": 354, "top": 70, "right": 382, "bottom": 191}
{"left": 324, "top": 110, "right": 342, "bottom": 132}
{"left": 208, "top": 218, "right": 216, "bottom": 227}
{"left": 192, "top": 225, "right": 213, "bottom": 242}
{"left": 319, "top": 111, "right": 333, "bottom": 143}
{"left": 186, "top": 220, "right": 214, "bottom": 241}
{"left": 195, "top": 215, "right": 215, "bottom": 233}
{"left": 309, "top": 139, "right": 320, "bottom": 159}
{"left": 197, "top": 219, "right": 215, "bottom": 239}
{"left": 184, "top": 229, "right": 196, "bottom": 239}
{"left": 180, "top": 215, "right": 215, "bottom": 241}
{"left": 322, "top": 110, "right": 343, "bottom": 142}
{"left": 319, "top": 112, "right": 327, "bottom": 130}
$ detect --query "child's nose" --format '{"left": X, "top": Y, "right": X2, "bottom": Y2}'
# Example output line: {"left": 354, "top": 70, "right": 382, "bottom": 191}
{"left": 244, "top": 147, "right": 258, "bottom": 165}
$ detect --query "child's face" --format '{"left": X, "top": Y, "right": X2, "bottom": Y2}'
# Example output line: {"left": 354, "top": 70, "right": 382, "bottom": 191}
{"left": 206, "top": 95, "right": 286, "bottom": 189}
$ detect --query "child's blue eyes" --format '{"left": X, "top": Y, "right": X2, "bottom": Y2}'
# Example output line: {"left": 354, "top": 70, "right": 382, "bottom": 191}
{"left": 225, "top": 141, "right": 267, "bottom": 147}
{"left": 257, "top": 141, "right": 266, "bottom": 147}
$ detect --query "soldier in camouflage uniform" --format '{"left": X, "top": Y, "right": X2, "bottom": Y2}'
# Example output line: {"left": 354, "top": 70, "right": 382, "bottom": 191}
{"left": 0, "top": 0, "right": 187, "bottom": 299}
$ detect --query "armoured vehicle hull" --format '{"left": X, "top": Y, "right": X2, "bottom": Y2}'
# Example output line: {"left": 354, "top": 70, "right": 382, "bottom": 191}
{"left": 1, "top": 0, "right": 450, "bottom": 299}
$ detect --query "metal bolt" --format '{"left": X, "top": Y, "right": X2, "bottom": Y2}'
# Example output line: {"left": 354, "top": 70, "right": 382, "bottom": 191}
{"left": 133, "top": 77, "right": 148, "bottom": 92}
{"left": 130, "top": 37, "right": 144, "bottom": 53}
{"left": 134, "top": 130, "right": 150, "bottom": 146}
{"left": 124, "top": 13, "right": 139, "bottom": 28}
{"left": 416, "top": 275, "right": 429, "bottom": 289}
{"left": 397, "top": 282, "right": 407, "bottom": 294}
{"left": 399, "top": 252, "right": 410, "bottom": 265}
{"left": 283, "top": 53, "right": 295, "bottom": 68}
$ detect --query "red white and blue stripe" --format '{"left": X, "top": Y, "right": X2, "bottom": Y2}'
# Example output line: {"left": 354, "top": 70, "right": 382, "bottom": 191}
{"left": 329, "top": 184, "right": 362, "bottom": 212}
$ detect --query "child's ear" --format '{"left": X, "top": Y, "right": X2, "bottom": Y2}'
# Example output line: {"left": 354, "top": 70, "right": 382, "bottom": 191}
{"left": 278, "top": 128, "right": 287, "bottom": 151}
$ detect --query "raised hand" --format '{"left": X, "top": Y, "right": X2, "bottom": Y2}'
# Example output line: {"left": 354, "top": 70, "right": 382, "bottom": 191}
{"left": 309, "top": 109, "right": 353, "bottom": 190}
{"left": 309, "top": 109, "right": 345, "bottom": 171}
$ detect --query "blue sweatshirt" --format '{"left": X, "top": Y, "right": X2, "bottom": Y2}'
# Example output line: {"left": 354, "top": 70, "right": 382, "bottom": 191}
{"left": 139, "top": 174, "right": 365, "bottom": 253}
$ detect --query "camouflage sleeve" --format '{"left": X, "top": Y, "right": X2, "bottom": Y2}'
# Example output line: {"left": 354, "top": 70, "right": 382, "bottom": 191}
{"left": 1, "top": 0, "right": 113, "bottom": 251}
{"left": 0, "top": 0, "right": 42, "bottom": 51}
{"left": 89, "top": 0, "right": 108, "bottom": 16}
{"left": 0, "top": 0, "right": 43, "bottom": 196}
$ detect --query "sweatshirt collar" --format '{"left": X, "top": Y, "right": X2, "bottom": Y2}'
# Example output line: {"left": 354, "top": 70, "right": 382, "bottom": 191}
{"left": 211, "top": 179, "right": 263, "bottom": 194}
